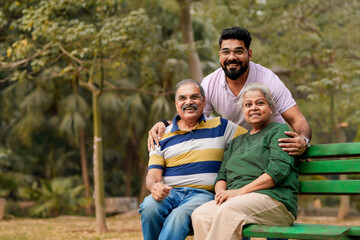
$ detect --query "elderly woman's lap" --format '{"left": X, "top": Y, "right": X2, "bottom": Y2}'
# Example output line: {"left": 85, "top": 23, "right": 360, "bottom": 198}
{"left": 191, "top": 192, "right": 294, "bottom": 240}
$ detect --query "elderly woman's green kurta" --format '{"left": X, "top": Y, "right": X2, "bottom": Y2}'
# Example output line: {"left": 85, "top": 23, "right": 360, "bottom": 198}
{"left": 215, "top": 122, "right": 300, "bottom": 218}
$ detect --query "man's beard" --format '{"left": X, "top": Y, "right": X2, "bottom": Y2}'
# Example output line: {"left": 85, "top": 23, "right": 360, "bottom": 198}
{"left": 222, "top": 60, "right": 249, "bottom": 80}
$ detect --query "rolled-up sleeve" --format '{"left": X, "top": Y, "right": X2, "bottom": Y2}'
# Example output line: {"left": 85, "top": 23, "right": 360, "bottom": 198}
{"left": 263, "top": 125, "right": 296, "bottom": 185}
{"left": 148, "top": 146, "right": 165, "bottom": 170}
{"left": 215, "top": 140, "right": 233, "bottom": 183}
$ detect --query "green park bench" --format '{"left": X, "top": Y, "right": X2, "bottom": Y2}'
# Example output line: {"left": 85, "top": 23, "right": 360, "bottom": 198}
{"left": 242, "top": 142, "right": 360, "bottom": 240}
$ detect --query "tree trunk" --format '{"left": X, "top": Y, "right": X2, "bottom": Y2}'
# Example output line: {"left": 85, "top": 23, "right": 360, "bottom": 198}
{"left": 338, "top": 175, "right": 350, "bottom": 221}
{"left": 0, "top": 198, "right": 6, "bottom": 220}
{"left": 139, "top": 158, "right": 149, "bottom": 203}
{"left": 92, "top": 92, "right": 108, "bottom": 232}
{"left": 177, "top": 0, "right": 203, "bottom": 83}
{"left": 79, "top": 129, "right": 93, "bottom": 215}
{"left": 125, "top": 140, "right": 133, "bottom": 197}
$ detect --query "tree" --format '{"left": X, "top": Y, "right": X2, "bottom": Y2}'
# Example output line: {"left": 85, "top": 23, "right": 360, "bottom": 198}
{"left": 176, "top": 0, "right": 203, "bottom": 82}
{"left": 1, "top": 0, "right": 162, "bottom": 231}
{"left": 1, "top": 0, "right": 190, "bottom": 230}
{"left": 1, "top": 0, "right": 359, "bottom": 223}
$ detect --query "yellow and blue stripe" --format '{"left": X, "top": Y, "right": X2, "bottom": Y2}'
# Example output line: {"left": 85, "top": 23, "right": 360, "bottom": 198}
{"left": 148, "top": 114, "right": 247, "bottom": 191}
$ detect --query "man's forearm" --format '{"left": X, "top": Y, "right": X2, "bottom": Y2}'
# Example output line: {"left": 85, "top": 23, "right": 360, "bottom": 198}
{"left": 282, "top": 105, "right": 312, "bottom": 139}
{"left": 292, "top": 117, "right": 312, "bottom": 139}
{"left": 145, "top": 169, "right": 163, "bottom": 192}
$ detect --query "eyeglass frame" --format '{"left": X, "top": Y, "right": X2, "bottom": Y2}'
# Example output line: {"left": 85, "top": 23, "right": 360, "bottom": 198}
{"left": 176, "top": 93, "right": 203, "bottom": 102}
{"left": 219, "top": 48, "right": 248, "bottom": 58}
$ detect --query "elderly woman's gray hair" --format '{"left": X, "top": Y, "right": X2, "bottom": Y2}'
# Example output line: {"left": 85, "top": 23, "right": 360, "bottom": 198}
{"left": 237, "top": 83, "right": 275, "bottom": 111}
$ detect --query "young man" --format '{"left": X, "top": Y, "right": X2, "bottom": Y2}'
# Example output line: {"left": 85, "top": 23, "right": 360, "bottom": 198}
{"left": 148, "top": 27, "right": 311, "bottom": 156}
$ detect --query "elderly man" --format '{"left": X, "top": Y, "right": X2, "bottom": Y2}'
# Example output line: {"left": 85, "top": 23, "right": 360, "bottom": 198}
{"left": 139, "top": 79, "right": 247, "bottom": 240}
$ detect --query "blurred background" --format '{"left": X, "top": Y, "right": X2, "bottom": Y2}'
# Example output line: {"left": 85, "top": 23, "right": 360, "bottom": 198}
{"left": 0, "top": 0, "right": 359, "bottom": 220}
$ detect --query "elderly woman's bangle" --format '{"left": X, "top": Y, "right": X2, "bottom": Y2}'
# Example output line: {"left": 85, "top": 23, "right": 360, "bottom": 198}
{"left": 157, "top": 119, "right": 170, "bottom": 128}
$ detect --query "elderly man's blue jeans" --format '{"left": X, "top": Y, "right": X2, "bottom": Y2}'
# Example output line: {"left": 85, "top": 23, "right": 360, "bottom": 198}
{"left": 139, "top": 187, "right": 214, "bottom": 240}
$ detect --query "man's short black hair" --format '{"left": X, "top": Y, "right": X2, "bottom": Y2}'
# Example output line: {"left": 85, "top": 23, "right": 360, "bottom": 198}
{"left": 219, "top": 27, "right": 252, "bottom": 49}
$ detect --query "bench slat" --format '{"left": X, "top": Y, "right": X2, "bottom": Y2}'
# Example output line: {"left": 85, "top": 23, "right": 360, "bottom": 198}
{"left": 242, "top": 223, "right": 357, "bottom": 240}
{"left": 300, "top": 180, "right": 360, "bottom": 194}
{"left": 347, "top": 226, "right": 360, "bottom": 237}
{"left": 300, "top": 159, "right": 360, "bottom": 174}
{"left": 306, "top": 142, "right": 360, "bottom": 158}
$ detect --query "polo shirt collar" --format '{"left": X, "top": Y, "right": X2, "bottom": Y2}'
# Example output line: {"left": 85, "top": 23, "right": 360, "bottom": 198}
{"left": 171, "top": 114, "right": 206, "bottom": 132}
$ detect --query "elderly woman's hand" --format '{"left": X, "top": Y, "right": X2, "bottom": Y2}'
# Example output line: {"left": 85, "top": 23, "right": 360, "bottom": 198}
{"left": 215, "top": 189, "right": 246, "bottom": 205}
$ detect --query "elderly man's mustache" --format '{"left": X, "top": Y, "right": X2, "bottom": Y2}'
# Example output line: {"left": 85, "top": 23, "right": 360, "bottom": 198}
{"left": 182, "top": 104, "right": 198, "bottom": 112}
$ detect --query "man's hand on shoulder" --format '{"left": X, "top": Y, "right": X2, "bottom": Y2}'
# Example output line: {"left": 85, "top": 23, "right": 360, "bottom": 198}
{"left": 278, "top": 131, "right": 308, "bottom": 156}
{"left": 147, "top": 121, "right": 167, "bottom": 151}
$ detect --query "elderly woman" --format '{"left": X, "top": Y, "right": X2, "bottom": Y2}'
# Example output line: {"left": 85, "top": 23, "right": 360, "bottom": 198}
{"left": 191, "top": 83, "right": 300, "bottom": 240}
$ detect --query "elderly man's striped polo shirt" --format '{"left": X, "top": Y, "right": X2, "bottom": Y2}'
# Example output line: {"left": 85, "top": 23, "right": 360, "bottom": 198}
{"left": 148, "top": 114, "right": 247, "bottom": 191}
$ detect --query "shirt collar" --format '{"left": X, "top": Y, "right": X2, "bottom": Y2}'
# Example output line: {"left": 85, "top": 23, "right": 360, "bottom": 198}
{"left": 171, "top": 114, "right": 206, "bottom": 132}
{"left": 246, "top": 61, "right": 255, "bottom": 82}
{"left": 220, "top": 68, "right": 227, "bottom": 88}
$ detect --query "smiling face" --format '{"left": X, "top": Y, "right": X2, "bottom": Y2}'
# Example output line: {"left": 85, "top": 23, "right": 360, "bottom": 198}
{"left": 219, "top": 39, "right": 252, "bottom": 81}
{"left": 242, "top": 90, "right": 272, "bottom": 133}
{"left": 175, "top": 82, "right": 205, "bottom": 123}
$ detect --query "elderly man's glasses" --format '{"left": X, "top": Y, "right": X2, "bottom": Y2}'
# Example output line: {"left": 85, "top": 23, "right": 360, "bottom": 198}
{"left": 220, "top": 49, "right": 247, "bottom": 57}
{"left": 177, "top": 94, "right": 202, "bottom": 102}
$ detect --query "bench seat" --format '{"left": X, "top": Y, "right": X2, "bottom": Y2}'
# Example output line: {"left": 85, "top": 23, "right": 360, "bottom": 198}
{"left": 243, "top": 223, "right": 360, "bottom": 240}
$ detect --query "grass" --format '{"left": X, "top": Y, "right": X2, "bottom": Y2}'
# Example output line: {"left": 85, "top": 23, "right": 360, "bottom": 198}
{"left": 0, "top": 212, "right": 143, "bottom": 240}
{"left": 0, "top": 211, "right": 359, "bottom": 240}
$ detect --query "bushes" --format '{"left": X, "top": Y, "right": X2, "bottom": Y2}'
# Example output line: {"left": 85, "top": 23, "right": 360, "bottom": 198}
{"left": 18, "top": 176, "right": 91, "bottom": 217}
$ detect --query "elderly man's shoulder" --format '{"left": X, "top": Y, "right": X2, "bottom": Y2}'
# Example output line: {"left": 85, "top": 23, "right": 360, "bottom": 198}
{"left": 201, "top": 116, "right": 231, "bottom": 128}
{"left": 205, "top": 116, "right": 247, "bottom": 132}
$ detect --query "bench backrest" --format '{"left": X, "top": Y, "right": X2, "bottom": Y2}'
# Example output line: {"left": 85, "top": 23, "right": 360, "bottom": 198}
{"left": 299, "top": 142, "right": 360, "bottom": 195}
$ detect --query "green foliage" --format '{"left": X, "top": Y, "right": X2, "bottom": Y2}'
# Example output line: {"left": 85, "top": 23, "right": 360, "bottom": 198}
{"left": 1, "top": 0, "right": 359, "bottom": 218}
{"left": 99, "top": 91, "right": 123, "bottom": 119}
{"left": 19, "top": 177, "right": 88, "bottom": 217}
{"left": 0, "top": 172, "right": 17, "bottom": 197}
{"left": 59, "top": 93, "right": 90, "bottom": 146}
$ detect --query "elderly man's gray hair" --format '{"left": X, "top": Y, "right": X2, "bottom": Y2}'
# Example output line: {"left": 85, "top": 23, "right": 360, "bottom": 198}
{"left": 237, "top": 82, "right": 275, "bottom": 111}
{"left": 175, "top": 79, "right": 205, "bottom": 99}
